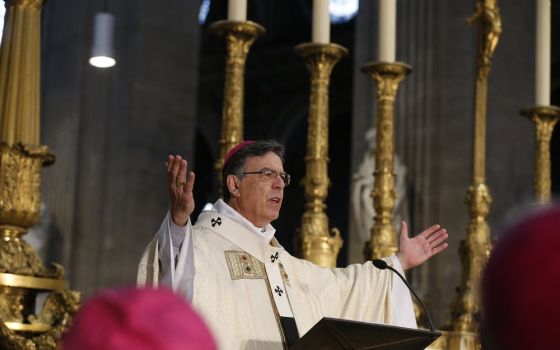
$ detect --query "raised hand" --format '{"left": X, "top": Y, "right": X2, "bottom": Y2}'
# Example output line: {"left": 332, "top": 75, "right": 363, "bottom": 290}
{"left": 396, "top": 222, "right": 448, "bottom": 270}
{"left": 166, "top": 155, "right": 195, "bottom": 226}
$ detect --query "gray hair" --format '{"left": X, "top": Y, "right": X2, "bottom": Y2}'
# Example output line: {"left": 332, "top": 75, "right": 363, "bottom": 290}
{"left": 221, "top": 140, "right": 285, "bottom": 202}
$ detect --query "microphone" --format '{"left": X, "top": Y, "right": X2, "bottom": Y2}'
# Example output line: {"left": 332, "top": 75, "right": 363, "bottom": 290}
{"left": 372, "top": 259, "right": 435, "bottom": 331}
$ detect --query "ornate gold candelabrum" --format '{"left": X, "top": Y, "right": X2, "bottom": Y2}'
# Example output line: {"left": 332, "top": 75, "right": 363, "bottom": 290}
{"left": 447, "top": 63, "right": 494, "bottom": 340}
{"left": 445, "top": 1, "right": 501, "bottom": 349}
{"left": 520, "top": 106, "right": 560, "bottom": 203}
{"left": 295, "top": 43, "right": 346, "bottom": 268}
{"left": 209, "top": 20, "right": 265, "bottom": 177}
{"left": 0, "top": 0, "right": 80, "bottom": 348}
{"left": 361, "top": 62, "right": 411, "bottom": 260}
{"left": 445, "top": 179, "right": 492, "bottom": 348}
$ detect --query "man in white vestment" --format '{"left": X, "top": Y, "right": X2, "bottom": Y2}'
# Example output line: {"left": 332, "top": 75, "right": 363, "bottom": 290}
{"left": 138, "top": 140, "right": 448, "bottom": 350}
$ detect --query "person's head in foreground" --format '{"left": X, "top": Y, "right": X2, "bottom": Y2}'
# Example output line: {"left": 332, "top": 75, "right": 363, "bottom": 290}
{"left": 62, "top": 287, "right": 216, "bottom": 350}
{"left": 481, "top": 205, "right": 560, "bottom": 350}
{"left": 222, "top": 140, "right": 288, "bottom": 227}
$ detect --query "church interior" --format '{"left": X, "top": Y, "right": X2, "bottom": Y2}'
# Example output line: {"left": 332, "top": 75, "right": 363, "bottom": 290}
{"left": 0, "top": 0, "right": 558, "bottom": 348}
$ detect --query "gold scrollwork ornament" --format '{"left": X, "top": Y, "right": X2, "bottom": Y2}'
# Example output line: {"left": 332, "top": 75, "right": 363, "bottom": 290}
{"left": 0, "top": 290, "right": 80, "bottom": 350}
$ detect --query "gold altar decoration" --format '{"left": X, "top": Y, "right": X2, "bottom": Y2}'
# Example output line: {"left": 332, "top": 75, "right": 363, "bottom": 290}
{"left": 0, "top": 0, "right": 80, "bottom": 348}
{"left": 426, "top": 335, "right": 448, "bottom": 350}
{"left": 209, "top": 20, "right": 265, "bottom": 177}
{"left": 361, "top": 62, "right": 411, "bottom": 260}
{"left": 445, "top": 1, "right": 501, "bottom": 348}
{"left": 520, "top": 106, "right": 560, "bottom": 203}
{"left": 0, "top": 0, "right": 43, "bottom": 145}
{"left": 294, "top": 43, "right": 346, "bottom": 268}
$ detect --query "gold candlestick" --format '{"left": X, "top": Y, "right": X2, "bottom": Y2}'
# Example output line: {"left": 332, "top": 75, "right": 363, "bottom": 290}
{"left": 520, "top": 106, "right": 560, "bottom": 203}
{"left": 295, "top": 43, "right": 346, "bottom": 268}
{"left": 209, "top": 20, "right": 265, "bottom": 176}
{"left": 445, "top": 1, "right": 501, "bottom": 348}
{"left": 0, "top": 0, "right": 43, "bottom": 145}
{"left": 0, "top": 0, "right": 79, "bottom": 347}
{"left": 361, "top": 62, "right": 411, "bottom": 260}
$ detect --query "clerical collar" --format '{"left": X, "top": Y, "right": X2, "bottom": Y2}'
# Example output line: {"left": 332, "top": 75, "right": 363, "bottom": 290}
{"left": 210, "top": 199, "right": 276, "bottom": 245}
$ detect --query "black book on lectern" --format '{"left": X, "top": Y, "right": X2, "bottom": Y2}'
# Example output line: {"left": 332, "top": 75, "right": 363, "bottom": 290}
{"left": 289, "top": 317, "right": 441, "bottom": 350}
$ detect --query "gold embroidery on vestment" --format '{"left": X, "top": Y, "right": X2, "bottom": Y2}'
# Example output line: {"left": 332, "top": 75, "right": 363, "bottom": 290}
{"left": 279, "top": 263, "right": 290, "bottom": 288}
{"left": 225, "top": 250, "right": 265, "bottom": 280}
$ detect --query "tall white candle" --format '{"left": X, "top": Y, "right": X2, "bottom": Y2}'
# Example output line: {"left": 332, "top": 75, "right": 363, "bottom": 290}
{"left": 228, "top": 0, "right": 247, "bottom": 21}
{"left": 312, "top": 0, "right": 330, "bottom": 43}
{"left": 535, "top": 0, "right": 551, "bottom": 106}
{"left": 378, "top": 0, "right": 396, "bottom": 62}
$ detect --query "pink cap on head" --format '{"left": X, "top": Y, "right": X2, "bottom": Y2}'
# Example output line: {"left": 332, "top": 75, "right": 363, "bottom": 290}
{"left": 62, "top": 287, "right": 216, "bottom": 350}
{"left": 223, "top": 140, "right": 255, "bottom": 168}
{"left": 482, "top": 206, "right": 560, "bottom": 350}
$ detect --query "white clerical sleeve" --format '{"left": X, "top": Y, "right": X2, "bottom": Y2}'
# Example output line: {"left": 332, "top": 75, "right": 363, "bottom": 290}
{"left": 287, "top": 254, "right": 416, "bottom": 332}
{"left": 389, "top": 255, "right": 417, "bottom": 328}
{"left": 156, "top": 210, "right": 195, "bottom": 300}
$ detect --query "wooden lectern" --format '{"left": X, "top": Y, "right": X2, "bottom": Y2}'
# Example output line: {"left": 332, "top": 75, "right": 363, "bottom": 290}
{"left": 290, "top": 318, "right": 440, "bottom": 350}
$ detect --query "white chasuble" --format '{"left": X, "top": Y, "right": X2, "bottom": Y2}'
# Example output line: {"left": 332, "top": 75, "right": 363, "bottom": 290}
{"left": 138, "top": 207, "right": 416, "bottom": 350}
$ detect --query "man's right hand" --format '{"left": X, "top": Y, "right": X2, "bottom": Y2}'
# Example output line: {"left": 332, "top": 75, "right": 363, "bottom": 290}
{"left": 166, "top": 155, "right": 195, "bottom": 227}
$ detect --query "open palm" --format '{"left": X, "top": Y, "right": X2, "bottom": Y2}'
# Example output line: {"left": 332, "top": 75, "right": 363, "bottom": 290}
{"left": 396, "top": 222, "right": 448, "bottom": 270}
{"left": 166, "top": 155, "right": 196, "bottom": 226}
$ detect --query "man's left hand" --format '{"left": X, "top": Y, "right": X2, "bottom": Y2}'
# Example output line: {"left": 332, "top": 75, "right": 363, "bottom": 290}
{"left": 396, "top": 222, "right": 448, "bottom": 270}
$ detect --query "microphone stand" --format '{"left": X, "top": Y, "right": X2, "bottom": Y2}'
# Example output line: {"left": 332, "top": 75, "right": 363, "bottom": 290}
{"left": 372, "top": 259, "right": 435, "bottom": 331}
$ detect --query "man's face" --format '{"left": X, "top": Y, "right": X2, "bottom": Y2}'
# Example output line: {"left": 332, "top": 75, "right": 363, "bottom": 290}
{"left": 230, "top": 152, "right": 286, "bottom": 227}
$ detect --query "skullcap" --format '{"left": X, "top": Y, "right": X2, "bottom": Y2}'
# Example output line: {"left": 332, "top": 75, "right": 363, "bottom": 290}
{"left": 223, "top": 140, "right": 255, "bottom": 168}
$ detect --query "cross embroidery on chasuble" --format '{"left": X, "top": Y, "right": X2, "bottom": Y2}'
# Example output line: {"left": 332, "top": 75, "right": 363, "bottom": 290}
{"left": 274, "top": 286, "right": 284, "bottom": 296}
{"left": 211, "top": 217, "right": 222, "bottom": 227}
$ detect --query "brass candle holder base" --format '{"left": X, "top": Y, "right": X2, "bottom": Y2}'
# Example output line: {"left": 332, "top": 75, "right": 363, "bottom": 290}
{"left": 0, "top": 143, "right": 80, "bottom": 349}
{"left": 520, "top": 105, "right": 560, "bottom": 203}
{"left": 294, "top": 43, "right": 347, "bottom": 268}
{"left": 440, "top": 330, "right": 478, "bottom": 350}
{"left": 441, "top": 182, "right": 491, "bottom": 350}
{"left": 208, "top": 20, "right": 265, "bottom": 40}
{"left": 209, "top": 20, "right": 265, "bottom": 179}
{"left": 360, "top": 62, "right": 412, "bottom": 260}
{"left": 425, "top": 332, "right": 449, "bottom": 350}
{"left": 294, "top": 42, "right": 348, "bottom": 61}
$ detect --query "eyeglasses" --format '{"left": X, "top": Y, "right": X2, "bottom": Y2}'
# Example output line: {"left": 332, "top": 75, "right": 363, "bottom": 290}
{"left": 242, "top": 168, "right": 291, "bottom": 186}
